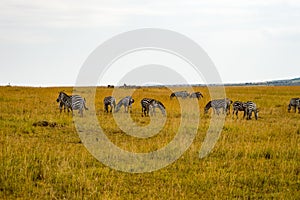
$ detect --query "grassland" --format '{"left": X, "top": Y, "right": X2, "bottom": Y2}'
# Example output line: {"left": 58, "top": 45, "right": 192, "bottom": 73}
{"left": 0, "top": 86, "right": 299, "bottom": 199}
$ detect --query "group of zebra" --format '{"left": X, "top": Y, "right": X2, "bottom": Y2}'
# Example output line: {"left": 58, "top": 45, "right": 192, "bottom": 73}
{"left": 56, "top": 90, "right": 299, "bottom": 119}
{"left": 56, "top": 91, "right": 88, "bottom": 117}
{"left": 169, "top": 91, "right": 259, "bottom": 120}
{"left": 193, "top": 98, "right": 259, "bottom": 120}
{"left": 170, "top": 91, "right": 203, "bottom": 99}
{"left": 104, "top": 96, "right": 166, "bottom": 117}
{"left": 103, "top": 91, "right": 204, "bottom": 117}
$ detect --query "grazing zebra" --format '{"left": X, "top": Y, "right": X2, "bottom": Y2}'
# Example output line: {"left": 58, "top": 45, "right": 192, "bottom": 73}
{"left": 56, "top": 91, "right": 88, "bottom": 117}
{"left": 115, "top": 96, "right": 134, "bottom": 113}
{"left": 190, "top": 92, "right": 203, "bottom": 100}
{"left": 232, "top": 101, "right": 247, "bottom": 119}
{"left": 288, "top": 98, "right": 300, "bottom": 113}
{"left": 104, "top": 96, "right": 116, "bottom": 113}
{"left": 170, "top": 91, "right": 190, "bottom": 99}
{"left": 245, "top": 101, "right": 259, "bottom": 120}
{"left": 204, "top": 98, "right": 232, "bottom": 115}
{"left": 141, "top": 98, "right": 166, "bottom": 117}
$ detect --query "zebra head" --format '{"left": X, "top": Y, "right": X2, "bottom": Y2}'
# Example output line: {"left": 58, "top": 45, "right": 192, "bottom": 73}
{"left": 156, "top": 101, "right": 166, "bottom": 116}
{"left": 204, "top": 101, "right": 212, "bottom": 114}
{"left": 56, "top": 91, "right": 68, "bottom": 103}
{"left": 170, "top": 93, "right": 175, "bottom": 99}
{"left": 129, "top": 98, "right": 135, "bottom": 105}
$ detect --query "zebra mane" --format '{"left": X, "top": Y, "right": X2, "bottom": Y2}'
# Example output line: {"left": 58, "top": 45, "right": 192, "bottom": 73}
{"left": 59, "top": 91, "right": 70, "bottom": 98}
{"left": 205, "top": 101, "right": 212, "bottom": 109}
{"left": 116, "top": 100, "right": 123, "bottom": 108}
{"left": 156, "top": 101, "right": 165, "bottom": 109}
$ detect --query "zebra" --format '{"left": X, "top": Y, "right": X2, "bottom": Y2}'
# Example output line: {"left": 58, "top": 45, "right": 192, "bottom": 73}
{"left": 170, "top": 91, "right": 190, "bottom": 99}
{"left": 104, "top": 96, "right": 116, "bottom": 113}
{"left": 190, "top": 92, "right": 203, "bottom": 100}
{"left": 232, "top": 101, "right": 247, "bottom": 119}
{"left": 204, "top": 98, "right": 232, "bottom": 115}
{"left": 56, "top": 92, "right": 72, "bottom": 113}
{"left": 56, "top": 91, "right": 88, "bottom": 117}
{"left": 58, "top": 98, "right": 72, "bottom": 113}
{"left": 115, "top": 96, "right": 134, "bottom": 113}
{"left": 288, "top": 98, "right": 300, "bottom": 113}
{"left": 141, "top": 98, "right": 166, "bottom": 117}
{"left": 245, "top": 101, "right": 259, "bottom": 120}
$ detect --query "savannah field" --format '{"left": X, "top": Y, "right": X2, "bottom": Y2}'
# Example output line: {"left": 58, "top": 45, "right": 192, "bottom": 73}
{"left": 0, "top": 85, "right": 299, "bottom": 199}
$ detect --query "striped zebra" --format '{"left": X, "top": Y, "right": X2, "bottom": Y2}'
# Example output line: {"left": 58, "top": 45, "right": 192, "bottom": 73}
{"left": 115, "top": 96, "right": 134, "bottom": 113}
{"left": 56, "top": 92, "right": 72, "bottom": 113}
{"left": 288, "top": 98, "right": 300, "bottom": 113}
{"left": 245, "top": 101, "right": 259, "bottom": 120}
{"left": 141, "top": 98, "right": 166, "bottom": 117}
{"left": 190, "top": 92, "right": 203, "bottom": 100}
{"left": 104, "top": 96, "right": 116, "bottom": 113}
{"left": 232, "top": 101, "right": 247, "bottom": 119}
{"left": 58, "top": 98, "right": 72, "bottom": 113}
{"left": 170, "top": 91, "right": 190, "bottom": 99}
{"left": 56, "top": 91, "right": 88, "bottom": 117}
{"left": 204, "top": 98, "right": 232, "bottom": 115}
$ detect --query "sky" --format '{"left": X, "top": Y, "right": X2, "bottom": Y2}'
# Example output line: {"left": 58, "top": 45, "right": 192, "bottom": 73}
{"left": 0, "top": 0, "right": 300, "bottom": 86}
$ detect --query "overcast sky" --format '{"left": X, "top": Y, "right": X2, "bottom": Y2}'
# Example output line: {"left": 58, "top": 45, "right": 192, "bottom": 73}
{"left": 0, "top": 0, "right": 300, "bottom": 86}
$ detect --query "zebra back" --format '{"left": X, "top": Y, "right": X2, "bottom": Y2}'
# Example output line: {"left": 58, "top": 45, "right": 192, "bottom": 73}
{"left": 190, "top": 92, "right": 203, "bottom": 99}
{"left": 115, "top": 96, "right": 134, "bottom": 113}
{"left": 170, "top": 91, "right": 190, "bottom": 99}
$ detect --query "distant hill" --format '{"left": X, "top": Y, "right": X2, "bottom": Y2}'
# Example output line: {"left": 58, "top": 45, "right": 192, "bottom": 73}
{"left": 224, "top": 77, "right": 300, "bottom": 86}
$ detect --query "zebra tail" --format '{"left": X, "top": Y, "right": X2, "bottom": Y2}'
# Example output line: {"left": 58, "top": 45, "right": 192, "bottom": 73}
{"left": 84, "top": 98, "right": 89, "bottom": 110}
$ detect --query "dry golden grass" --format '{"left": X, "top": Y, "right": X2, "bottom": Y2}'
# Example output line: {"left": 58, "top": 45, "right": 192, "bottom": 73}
{"left": 0, "top": 86, "right": 299, "bottom": 199}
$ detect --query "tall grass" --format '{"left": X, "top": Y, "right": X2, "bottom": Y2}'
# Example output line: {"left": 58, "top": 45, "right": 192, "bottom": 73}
{"left": 0, "top": 86, "right": 299, "bottom": 199}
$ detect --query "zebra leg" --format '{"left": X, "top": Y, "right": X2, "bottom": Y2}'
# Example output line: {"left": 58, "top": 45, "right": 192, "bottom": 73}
{"left": 288, "top": 104, "right": 291, "bottom": 112}
{"left": 79, "top": 109, "right": 83, "bottom": 117}
{"left": 255, "top": 111, "right": 258, "bottom": 120}
{"left": 59, "top": 102, "right": 64, "bottom": 113}
{"left": 247, "top": 111, "right": 252, "bottom": 120}
{"left": 243, "top": 110, "right": 247, "bottom": 119}
{"left": 142, "top": 107, "right": 145, "bottom": 117}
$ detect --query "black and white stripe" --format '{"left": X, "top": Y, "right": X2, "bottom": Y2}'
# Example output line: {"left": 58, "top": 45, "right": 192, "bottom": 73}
{"left": 104, "top": 96, "right": 116, "bottom": 113}
{"left": 245, "top": 101, "right": 259, "bottom": 120}
{"left": 204, "top": 98, "right": 232, "bottom": 115}
{"left": 56, "top": 92, "right": 88, "bottom": 117}
{"left": 170, "top": 91, "right": 190, "bottom": 99}
{"left": 56, "top": 92, "right": 72, "bottom": 113}
{"left": 288, "top": 98, "right": 300, "bottom": 113}
{"left": 141, "top": 98, "right": 166, "bottom": 117}
{"left": 232, "top": 101, "right": 247, "bottom": 119}
{"left": 115, "top": 96, "right": 134, "bottom": 113}
{"left": 190, "top": 92, "right": 203, "bottom": 100}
